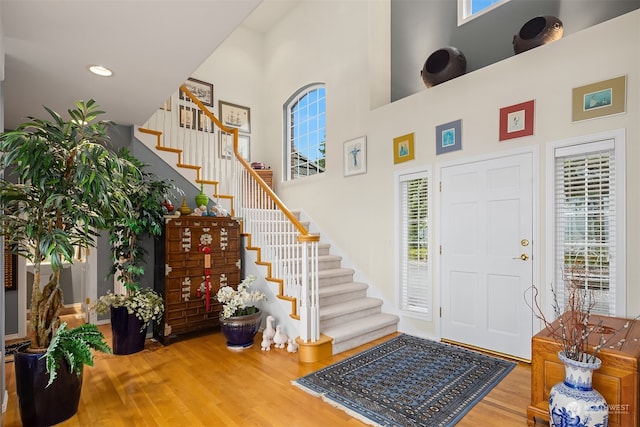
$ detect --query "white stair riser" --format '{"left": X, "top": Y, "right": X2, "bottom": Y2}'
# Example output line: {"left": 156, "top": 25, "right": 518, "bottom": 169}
{"left": 320, "top": 305, "right": 382, "bottom": 329}
{"left": 318, "top": 258, "right": 342, "bottom": 270}
{"left": 319, "top": 289, "right": 368, "bottom": 305}
{"left": 332, "top": 324, "right": 399, "bottom": 355}
{"left": 319, "top": 271, "right": 354, "bottom": 287}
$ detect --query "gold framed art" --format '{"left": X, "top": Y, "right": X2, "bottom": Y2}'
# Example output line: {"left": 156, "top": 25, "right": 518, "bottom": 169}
{"left": 572, "top": 76, "right": 626, "bottom": 122}
{"left": 393, "top": 133, "right": 414, "bottom": 164}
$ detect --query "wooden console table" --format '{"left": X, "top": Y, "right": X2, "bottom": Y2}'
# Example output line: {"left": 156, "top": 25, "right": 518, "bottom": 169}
{"left": 527, "top": 314, "right": 640, "bottom": 427}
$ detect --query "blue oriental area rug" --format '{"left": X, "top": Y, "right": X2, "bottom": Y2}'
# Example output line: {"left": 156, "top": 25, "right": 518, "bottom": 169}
{"left": 294, "top": 334, "right": 515, "bottom": 426}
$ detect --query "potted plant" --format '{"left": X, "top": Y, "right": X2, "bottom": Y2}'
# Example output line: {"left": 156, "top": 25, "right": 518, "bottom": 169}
{"left": 14, "top": 322, "right": 111, "bottom": 426}
{"left": 528, "top": 262, "right": 613, "bottom": 426}
{"left": 92, "top": 149, "right": 179, "bottom": 354}
{"left": 0, "top": 99, "right": 131, "bottom": 425}
{"left": 215, "top": 275, "right": 266, "bottom": 349}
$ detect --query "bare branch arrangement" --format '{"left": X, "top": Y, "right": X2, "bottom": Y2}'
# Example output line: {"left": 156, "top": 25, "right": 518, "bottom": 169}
{"left": 527, "top": 262, "right": 634, "bottom": 363}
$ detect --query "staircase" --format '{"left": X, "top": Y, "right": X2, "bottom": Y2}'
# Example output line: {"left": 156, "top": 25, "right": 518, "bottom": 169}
{"left": 297, "top": 217, "right": 399, "bottom": 355}
{"left": 139, "top": 84, "right": 398, "bottom": 358}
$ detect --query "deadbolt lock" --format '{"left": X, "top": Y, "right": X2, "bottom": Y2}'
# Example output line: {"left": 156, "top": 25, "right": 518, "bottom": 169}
{"left": 521, "top": 239, "right": 529, "bottom": 247}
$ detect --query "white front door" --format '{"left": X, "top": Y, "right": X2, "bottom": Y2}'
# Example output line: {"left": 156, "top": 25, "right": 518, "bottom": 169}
{"left": 440, "top": 152, "right": 534, "bottom": 360}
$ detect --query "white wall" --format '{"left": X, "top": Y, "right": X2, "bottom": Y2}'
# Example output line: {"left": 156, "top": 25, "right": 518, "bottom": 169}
{"left": 196, "top": 3, "right": 640, "bottom": 340}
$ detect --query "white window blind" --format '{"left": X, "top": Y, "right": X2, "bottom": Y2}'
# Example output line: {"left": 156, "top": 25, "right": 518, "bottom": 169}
{"left": 398, "top": 171, "right": 431, "bottom": 317}
{"left": 554, "top": 140, "right": 616, "bottom": 315}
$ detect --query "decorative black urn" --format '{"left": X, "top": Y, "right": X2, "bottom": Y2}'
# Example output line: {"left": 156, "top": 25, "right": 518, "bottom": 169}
{"left": 421, "top": 47, "right": 467, "bottom": 88}
{"left": 513, "top": 15, "right": 564, "bottom": 54}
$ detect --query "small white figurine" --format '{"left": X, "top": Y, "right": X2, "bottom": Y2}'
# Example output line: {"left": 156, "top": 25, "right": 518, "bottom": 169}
{"left": 264, "top": 315, "right": 276, "bottom": 342}
{"left": 260, "top": 334, "right": 272, "bottom": 351}
{"left": 287, "top": 338, "right": 298, "bottom": 353}
{"left": 273, "top": 325, "right": 289, "bottom": 349}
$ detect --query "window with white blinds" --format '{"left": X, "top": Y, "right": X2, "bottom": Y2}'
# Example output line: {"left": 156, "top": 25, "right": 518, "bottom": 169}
{"left": 398, "top": 170, "right": 431, "bottom": 318}
{"left": 553, "top": 140, "right": 617, "bottom": 315}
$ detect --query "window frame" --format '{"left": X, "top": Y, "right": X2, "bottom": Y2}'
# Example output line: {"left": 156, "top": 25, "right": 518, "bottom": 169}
{"left": 457, "top": 0, "right": 511, "bottom": 26}
{"left": 395, "top": 167, "right": 432, "bottom": 320}
{"left": 283, "top": 83, "right": 326, "bottom": 182}
{"left": 545, "top": 129, "right": 626, "bottom": 318}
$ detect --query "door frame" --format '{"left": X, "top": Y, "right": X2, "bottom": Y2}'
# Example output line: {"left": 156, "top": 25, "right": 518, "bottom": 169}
{"left": 435, "top": 145, "right": 540, "bottom": 348}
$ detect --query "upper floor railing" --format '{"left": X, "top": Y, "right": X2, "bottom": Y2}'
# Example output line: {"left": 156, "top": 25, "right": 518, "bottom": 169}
{"left": 140, "top": 85, "right": 320, "bottom": 343}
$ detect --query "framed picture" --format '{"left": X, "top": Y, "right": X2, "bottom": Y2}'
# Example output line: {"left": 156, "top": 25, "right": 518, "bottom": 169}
{"left": 499, "top": 100, "right": 534, "bottom": 141}
{"left": 160, "top": 97, "right": 171, "bottom": 111}
{"left": 219, "top": 100, "right": 251, "bottom": 133}
{"left": 343, "top": 136, "right": 367, "bottom": 177}
{"left": 218, "top": 131, "right": 233, "bottom": 160}
{"left": 179, "top": 77, "right": 214, "bottom": 107}
{"left": 198, "top": 110, "right": 214, "bottom": 133}
{"left": 238, "top": 134, "right": 250, "bottom": 161}
{"left": 435, "top": 119, "right": 462, "bottom": 155}
{"left": 179, "top": 105, "right": 197, "bottom": 129}
{"left": 393, "top": 133, "right": 415, "bottom": 164}
{"left": 218, "top": 131, "right": 250, "bottom": 161}
{"left": 572, "top": 75, "right": 626, "bottom": 122}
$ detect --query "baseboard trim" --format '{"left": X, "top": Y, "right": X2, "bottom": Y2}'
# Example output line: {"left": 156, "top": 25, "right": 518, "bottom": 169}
{"left": 441, "top": 338, "right": 531, "bottom": 364}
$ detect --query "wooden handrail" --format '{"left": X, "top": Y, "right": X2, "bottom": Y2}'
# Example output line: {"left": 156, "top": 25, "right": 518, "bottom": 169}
{"left": 179, "top": 84, "right": 317, "bottom": 238}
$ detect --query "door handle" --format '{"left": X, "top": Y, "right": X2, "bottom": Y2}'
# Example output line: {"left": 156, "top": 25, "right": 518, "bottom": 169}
{"left": 513, "top": 253, "right": 529, "bottom": 261}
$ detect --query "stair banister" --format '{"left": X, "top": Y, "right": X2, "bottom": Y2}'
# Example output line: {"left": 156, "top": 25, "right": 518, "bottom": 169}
{"left": 159, "top": 85, "right": 321, "bottom": 343}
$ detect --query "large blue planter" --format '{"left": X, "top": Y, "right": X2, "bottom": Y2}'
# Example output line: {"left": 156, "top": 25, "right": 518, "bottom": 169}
{"left": 219, "top": 309, "right": 262, "bottom": 350}
{"left": 14, "top": 350, "right": 83, "bottom": 426}
{"left": 111, "top": 306, "right": 146, "bottom": 355}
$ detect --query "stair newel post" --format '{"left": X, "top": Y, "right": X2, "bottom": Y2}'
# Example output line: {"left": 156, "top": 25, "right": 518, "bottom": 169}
{"left": 299, "top": 234, "right": 320, "bottom": 342}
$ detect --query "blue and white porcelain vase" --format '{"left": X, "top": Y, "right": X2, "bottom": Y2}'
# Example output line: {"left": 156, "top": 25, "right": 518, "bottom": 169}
{"left": 549, "top": 351, "right": 608, "bottom": 427}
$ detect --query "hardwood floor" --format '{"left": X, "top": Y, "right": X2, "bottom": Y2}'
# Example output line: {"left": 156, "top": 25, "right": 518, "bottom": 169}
{"left": 3, "top": 320, "right": 544, "bottom": 426}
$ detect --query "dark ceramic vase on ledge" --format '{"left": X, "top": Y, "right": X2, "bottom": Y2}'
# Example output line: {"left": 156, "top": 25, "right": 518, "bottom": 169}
{"left": 421, "top": 46, "right": 467, "bottom": 88}
{"left": 513, "top": 15, "right": 564, "bottom": 54}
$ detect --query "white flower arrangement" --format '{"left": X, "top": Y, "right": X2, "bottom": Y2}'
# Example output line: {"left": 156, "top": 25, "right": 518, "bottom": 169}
{"left": 215, "top": 275, "right": 266, "bottom": 318}
{"left": 92, "top": 288, "right": 165, "bottom": 331}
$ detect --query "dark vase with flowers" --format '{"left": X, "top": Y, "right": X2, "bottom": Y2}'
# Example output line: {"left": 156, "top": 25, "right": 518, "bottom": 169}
{"left": 110, "top": 306, "right": 146, "bottom": 355}
{"left": 219, "top": 309, "right": 262, "bottom": 350}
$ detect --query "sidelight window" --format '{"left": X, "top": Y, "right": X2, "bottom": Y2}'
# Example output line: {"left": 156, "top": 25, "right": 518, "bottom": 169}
{"left": 396, "top": 169, "right": 431, "bottom": 318}
{"left": 549, "top": 134, "right": 625, "bottom": 316}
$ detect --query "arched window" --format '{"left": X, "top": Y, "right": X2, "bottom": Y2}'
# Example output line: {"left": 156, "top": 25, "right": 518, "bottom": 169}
{"left": 284, "top": 84, "right": 326, "bottom": 181}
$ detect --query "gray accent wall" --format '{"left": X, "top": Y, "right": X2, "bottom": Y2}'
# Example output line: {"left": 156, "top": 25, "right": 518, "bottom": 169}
{"left": 391, "top": 0, "right": 640, "bottom": 101}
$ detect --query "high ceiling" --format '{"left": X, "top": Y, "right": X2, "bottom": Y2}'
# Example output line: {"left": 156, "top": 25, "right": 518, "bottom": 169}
{"left": 0, "top": 0, "right": 297, "bottom": 131}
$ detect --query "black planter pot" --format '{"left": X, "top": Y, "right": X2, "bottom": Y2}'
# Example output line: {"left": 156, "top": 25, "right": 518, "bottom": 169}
{"left": 14, "top": 351, "right": 83, "bottom": 426}
{"left": 111, "top": 306, "right": 146, "bottom": 355}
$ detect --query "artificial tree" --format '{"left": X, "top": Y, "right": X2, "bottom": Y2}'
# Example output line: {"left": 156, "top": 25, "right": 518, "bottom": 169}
{"left": 0, "top": 99, "right": 133, "bottom": 349}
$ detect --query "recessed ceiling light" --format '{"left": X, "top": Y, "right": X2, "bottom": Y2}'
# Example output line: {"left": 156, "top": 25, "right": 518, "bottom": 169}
{"left": 88, "top": 65, "right": 113, "bottom": 77}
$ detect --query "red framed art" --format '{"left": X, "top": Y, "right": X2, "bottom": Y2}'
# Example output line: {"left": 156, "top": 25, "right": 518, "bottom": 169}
{"left": 499, "top": 100, "right": 534, "bottom": 141}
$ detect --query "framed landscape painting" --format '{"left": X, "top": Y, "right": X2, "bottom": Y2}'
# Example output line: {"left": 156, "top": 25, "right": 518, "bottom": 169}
{"left": 572, "top": 76, "right": 626, "bottom": 122}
